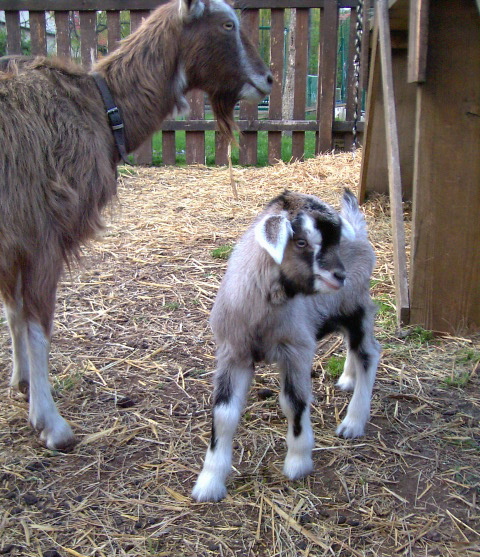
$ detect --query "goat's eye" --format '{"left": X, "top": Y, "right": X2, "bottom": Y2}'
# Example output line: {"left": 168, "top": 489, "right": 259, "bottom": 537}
{"left": 223, "top": 21, "right": 235, "bottom": 31}
{"left": 295, "top": 239, "right": 307, "bottom": 248}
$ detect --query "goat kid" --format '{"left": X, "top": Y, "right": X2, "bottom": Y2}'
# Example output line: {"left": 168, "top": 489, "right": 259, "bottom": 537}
{"left": 192, "top": 189, "right": 381, "bottom": 502}
{"left": 0, "top": 0, "right": 272, "bottom": 450}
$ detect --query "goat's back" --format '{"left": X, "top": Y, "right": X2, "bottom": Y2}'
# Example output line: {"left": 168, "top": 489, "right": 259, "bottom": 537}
{"left": 0, "top": 57, "right": 117, "bottom": 290}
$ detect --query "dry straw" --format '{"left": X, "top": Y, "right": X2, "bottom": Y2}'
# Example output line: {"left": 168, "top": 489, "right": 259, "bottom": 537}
{"left": 1, "top": 152, "right": 479, "bottom": 557}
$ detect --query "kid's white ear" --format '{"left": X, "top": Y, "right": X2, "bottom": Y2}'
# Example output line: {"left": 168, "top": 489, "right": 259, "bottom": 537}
{"left": 254, "top": 214, "right": 293, "bottom": 265}
{"left": 340, "top": 217, "right": 355, "bottom": 241}
{"left": 178, "top": 0, "right": 205, "bottom": 20}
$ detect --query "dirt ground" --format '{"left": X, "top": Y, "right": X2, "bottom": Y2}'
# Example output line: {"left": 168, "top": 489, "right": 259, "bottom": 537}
{"left": 1, "top": 154, "right": 479, "bottom": 557}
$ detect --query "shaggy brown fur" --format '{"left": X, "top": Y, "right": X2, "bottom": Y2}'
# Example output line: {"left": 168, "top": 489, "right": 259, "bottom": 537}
{"left": 0, "top": 0, "right": 271, "bottom": 449}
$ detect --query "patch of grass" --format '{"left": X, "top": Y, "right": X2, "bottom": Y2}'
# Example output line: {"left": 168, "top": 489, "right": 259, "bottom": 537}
{"left": 442, "top": 371, "right": 471, "bottom": 389}
{"left": 211, "top": 244, "right": 233, "bottom": 260}
{"left": 455, "top": 348, "right": 480, "bottom": 366}
{"left": 54, "top": 371, "right": 82, "bottom": 392}
{"left": 326, "top": 355, "right": 345, "bottom": 380}
{"left": 375, "top": 297, "right": 397, "bottom": 331}
{"left": 164, "top": 302, "right": 180, "bottom": 311}
{"left": 407, "top": 326, "right": 435, "bottom": 345}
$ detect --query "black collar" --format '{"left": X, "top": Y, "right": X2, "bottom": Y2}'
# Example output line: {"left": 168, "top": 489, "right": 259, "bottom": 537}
{"left": 92, "top": 72, "right": 131, "bottom": 165}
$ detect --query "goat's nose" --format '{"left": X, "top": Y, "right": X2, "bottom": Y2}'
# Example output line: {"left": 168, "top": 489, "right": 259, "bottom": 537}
{"left": 267, "top": 73, "right": 273, "bottom": 85}
{"left": 333, "top": 269, "right": 346, "bottom": 285}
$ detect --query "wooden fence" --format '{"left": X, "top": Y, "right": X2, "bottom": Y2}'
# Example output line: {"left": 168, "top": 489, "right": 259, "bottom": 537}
{"left": 0, "top": 0, "right": 368, "bottom": 165}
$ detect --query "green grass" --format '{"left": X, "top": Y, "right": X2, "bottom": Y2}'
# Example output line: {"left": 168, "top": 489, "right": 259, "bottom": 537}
{"left": 325, "top": 355, "right": 345, "bottom": 380}
{"left": 151, "top": 129, "right": 318, "bottom": 166}
{"left": 211, "top": 244, "right": 233, "bottom": 260}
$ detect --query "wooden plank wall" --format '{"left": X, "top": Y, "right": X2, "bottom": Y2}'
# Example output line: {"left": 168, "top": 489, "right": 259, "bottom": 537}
{"left": 1, "top": 0, "right": 366, "bottom": 166}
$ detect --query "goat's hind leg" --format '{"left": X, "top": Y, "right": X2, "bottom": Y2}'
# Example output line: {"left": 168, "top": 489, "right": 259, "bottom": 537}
{"left": 22, "top": 261, "right": 76, "bottom": 450}
{"left": 278, "top": 348, "right": 315, "bottom": 481}
{"left": 192, "top": 361, "right": 253, "bottom": 502}
{"left": 336, "top": 309, "right": 381, "bottom": 439}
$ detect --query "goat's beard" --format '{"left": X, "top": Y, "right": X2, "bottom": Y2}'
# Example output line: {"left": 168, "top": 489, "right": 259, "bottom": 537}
{"left": 209, "top": 94, "right": 238, "bottom": 144}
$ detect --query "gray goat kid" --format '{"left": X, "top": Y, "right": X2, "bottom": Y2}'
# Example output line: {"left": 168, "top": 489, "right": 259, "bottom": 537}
{"left": 192, "top": 189, "right": 380, "bottom": 502}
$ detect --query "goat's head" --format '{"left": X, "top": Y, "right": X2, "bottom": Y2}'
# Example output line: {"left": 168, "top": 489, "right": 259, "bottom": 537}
{"left": 254, "top": 191, "right": 355, "bottom": 296}
{"left": 179, "top": 0, "right": 273, "bottom": 140}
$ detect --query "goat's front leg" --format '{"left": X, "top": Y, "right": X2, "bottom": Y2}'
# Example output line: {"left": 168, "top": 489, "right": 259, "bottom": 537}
{"left": 192, "top": 360, "right": 253, "bottom": 502}
{"left": 278, "top": 347, "right": 315, "bottom": 481}
{"left": 4, "top": 297, "right": 30, "bottom": 397}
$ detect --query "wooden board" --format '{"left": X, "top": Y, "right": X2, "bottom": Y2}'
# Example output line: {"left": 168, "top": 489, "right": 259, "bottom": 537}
{"left": 5, "top": 11, "right": 21, "bottom": 55}
{"left": 55, "top": 11, "right": 70, "bottom": 58}
{"left": 410, "top": 0, "right": 480, "bottom": 331}
{"left": 186, "top": 91, "right": 205, "bottom": 165}
{"left": 407, "top": 0, "right": 429, "bottom": 83}
{"left": 316, "top": 0, "right": 338, "bottom": 152}
{"left": 377, "top": 0, "right": 410, "bottom": 326}
{"left": 268, "top": 8, "right": 285, "bottom": 164}
{"left": 130, "top": 10, "right": 153, "bottom": 165}
{"left": 292, "top": 8, "right": 309, "bottom": 161}
{"left": 239, "top": 9, "right": 259, "bottom": 166}
{"left": 79, "top": 10, "right": 97, "bottom": 68}
{"left": 29, "top": 11, "right": 47, "bottom": 55}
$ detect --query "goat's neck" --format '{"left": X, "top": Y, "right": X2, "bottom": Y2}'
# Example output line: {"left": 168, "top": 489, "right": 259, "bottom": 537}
{"left": 93, "top": 9, "right": 187, "bottom": 153}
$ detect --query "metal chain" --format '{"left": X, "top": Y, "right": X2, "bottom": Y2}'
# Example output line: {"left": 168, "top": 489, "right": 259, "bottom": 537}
{"left": 352, "top": 0, "right": 364, "bottom": 150}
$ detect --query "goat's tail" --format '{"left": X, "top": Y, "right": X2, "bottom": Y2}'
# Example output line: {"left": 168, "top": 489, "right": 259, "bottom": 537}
{"left": 341, "top": 188, "right": 368, "bottom": 239}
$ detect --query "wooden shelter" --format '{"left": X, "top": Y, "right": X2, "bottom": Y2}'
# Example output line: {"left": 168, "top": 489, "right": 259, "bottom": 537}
{"left": 359, "top": 0, "right": 480, "bottom": 333}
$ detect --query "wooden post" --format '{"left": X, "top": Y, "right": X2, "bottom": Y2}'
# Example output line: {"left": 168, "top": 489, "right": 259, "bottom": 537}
{"left": 377, "top": 0, "right": 410, "bottom": 326}
{"left": 29, "top": 11, "right": 47, "bottom": 55}
{"left": 410, "top": 0, "right": 480, "bottom": 331}
{"left": 5, "top": 11, "right": 21, "bottom": 55}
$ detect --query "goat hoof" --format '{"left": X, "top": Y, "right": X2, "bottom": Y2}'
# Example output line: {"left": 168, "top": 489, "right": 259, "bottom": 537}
{"left": 192, "top": 473, "right": 227, "bottom": 503}
{"left": 283, "top": 454, "right": 313, "bottom": 481}
{"left": 37, "top": 420, "right": 77, "bottom": 451}
{"left": 336, "top": 374, "right": 355, "bottom": 392}
{"left": 336, "top": 419, "right": 365, "bottom": 439}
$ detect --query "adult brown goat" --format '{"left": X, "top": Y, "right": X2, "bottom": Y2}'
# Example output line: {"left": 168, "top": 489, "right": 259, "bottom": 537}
{"left": 0, "top": 0, "right": 272, "bottom": 450}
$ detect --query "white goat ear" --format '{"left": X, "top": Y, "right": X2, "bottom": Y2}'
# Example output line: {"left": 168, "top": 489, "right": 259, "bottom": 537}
{"left": 178, "top": 0, "right": 205, "bottom": 20}
{"left": 254, "top": 214, "right": 293, "bottom": 265}
{"left": 340, "top": 217, "right": 355, "bottom": 241}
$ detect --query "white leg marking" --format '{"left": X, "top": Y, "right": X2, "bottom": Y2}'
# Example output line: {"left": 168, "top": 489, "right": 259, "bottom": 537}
{"left": 336, "top": 350, "right": 356, "bottom": 392}
{"left": 192, "top": 370, "right": 252, "bottom": 502}
{"left": 4, "top": 302, "right": 30, "bottom": 394}
{"left": 27, "top": 321, "right": 75, "bottom": 450}
{"left": 336, "top": 348, "right": 379, "bottom": 439}
{"left": 280, "top": 392, "right": 314, "bottom": 480}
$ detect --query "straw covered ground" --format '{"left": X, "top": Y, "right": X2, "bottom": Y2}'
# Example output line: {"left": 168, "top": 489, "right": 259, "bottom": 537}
{"left": 1, "top": 153, "right": 479, "bottom": 557}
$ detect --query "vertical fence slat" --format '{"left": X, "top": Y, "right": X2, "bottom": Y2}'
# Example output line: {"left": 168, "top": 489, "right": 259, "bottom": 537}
{"left": 79, "top": 10, "right": 97, "bottom": 68}
{"left": 107, "top": 10, "right": 122, "bottom": 52}
{"left": 292, "top": 8, "right": 309, "bottom": 161}
{"left": 316, "top": 0, "right": 338, "bottom": 153}
{"left": 55, "top": 11, "right": 71, "bottom": 59}
{"left": 5, "top": 11, "right": 22, "bottom": 55}
{"left": 130, "top": 10, "right": 152, "bottom": 165}
{"left": 268, "top": 8, "right": 284, "bottom": 164}
{"left": 344, "top": 7, "right": 357, "bottom": 150}
{"left": 29, "top": 11, "right": 47, "bottom": 55}
{"left": 239, "top": 9, "right": 259, "bottom": 166}
{"left": 186, "top": 91, "right": 205, "bottom": 165}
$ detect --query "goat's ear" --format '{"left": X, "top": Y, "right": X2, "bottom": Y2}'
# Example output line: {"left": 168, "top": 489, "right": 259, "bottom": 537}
{"left": 254, "top": 214, "right": 293, "bottom": 265}
{"left": 178, "top": 0, "right": 205, "bottom": 20}
{"left": 340, "top": 217, "right": 355, "bottom": 241}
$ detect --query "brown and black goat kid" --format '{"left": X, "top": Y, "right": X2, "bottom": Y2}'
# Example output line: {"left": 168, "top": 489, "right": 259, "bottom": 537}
{"left": 0, "top": 0, "right": 272, "bottom": 449}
